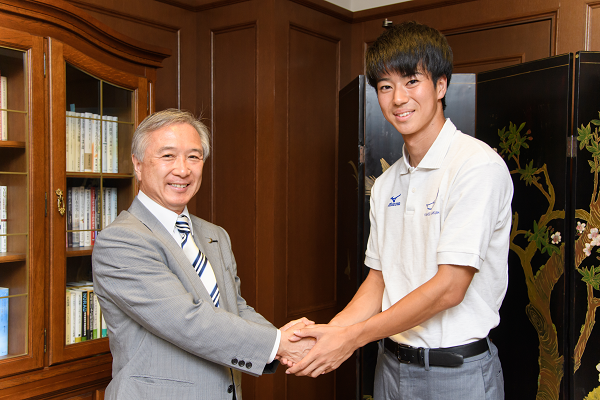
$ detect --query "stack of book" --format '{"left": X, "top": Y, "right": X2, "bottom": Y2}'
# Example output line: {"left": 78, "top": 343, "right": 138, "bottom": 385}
{"left": 65, "top": 282, "right": 107, "bottom": 344}
{"left": 65, "top": 112, "right": 119, "bottom": 173}
{"left": 67, "top": 186, "right": 118, "bottom": 248}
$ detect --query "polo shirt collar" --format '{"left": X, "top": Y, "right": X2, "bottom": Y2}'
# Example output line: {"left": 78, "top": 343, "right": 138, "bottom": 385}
{"left": 399, "top": 118, "right": 457, "bottom": 174}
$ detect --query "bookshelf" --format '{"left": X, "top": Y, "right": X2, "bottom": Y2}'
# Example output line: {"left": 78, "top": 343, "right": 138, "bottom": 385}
{"left": 0, "top": 29, "right": 45, "bottom": 380}
{"left": 0, "top": 1, "right": 170, "bottom": 398}
{"left": 48, "top": 40, "right": 144, "bottom": 365}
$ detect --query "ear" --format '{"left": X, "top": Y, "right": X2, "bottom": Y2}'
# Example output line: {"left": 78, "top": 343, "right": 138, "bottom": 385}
{"left": 436, "top": 76, "right": 448, "bottom": 100}
{"left": 132, "top": 154, "right": 142, "bottom": 182}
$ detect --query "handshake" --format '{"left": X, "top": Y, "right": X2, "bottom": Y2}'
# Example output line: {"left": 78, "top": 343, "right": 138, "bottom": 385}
{"left": 274, "top": 317, "right": 358, "bottom": 378}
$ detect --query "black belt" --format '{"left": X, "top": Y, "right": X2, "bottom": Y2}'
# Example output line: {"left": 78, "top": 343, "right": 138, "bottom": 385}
{"left": 383, "top": 337, "right": 489, "bottom": 367}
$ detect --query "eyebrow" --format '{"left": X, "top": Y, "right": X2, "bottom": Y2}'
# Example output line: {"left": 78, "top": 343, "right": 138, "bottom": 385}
{"left": 156, "top": 145, "right": 203, "bottom": 154}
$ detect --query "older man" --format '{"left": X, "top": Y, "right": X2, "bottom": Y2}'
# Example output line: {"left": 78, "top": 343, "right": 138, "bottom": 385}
{"left": 92, "top": 109, "right": 313, "bottom": 400}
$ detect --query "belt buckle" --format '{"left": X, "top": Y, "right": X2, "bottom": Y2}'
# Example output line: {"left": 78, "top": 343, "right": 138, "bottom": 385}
{"left": 396, "top": 343, "right": 418, "bottom": 364}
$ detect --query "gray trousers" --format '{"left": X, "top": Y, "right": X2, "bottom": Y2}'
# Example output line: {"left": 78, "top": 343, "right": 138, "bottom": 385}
{"left": 373, "top": 338, "right": 504, "bottom": 400}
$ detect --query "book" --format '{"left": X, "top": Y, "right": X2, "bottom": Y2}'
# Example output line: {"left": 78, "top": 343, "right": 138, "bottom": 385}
{"left": 111, "top": 116, "right": 118, "bottom": 173}
{"left": 0, "top": 186, "right": 6, "bottom": 252}
{"left": 65, "top": 112, "right": 71, "bottom": 171}
{"left": 65, "top": 290, "right": 71, "bottom": 344}
{"left": 0, "top": 287, "right": 8, "bottom": 356}
{"left": 102, "top": 117, "right": 108, "bottom": 173}
{"left": 101, "top": 312, "right": 107, "bottom": 338}
{"left": 77, "top": 113, "right": 83, "bottom": 172}
{"left": 83, "top": 113, "right": 92, "bottom": 172}
{"left": 69, "top": 288, "right": 82, "bottom": 343}
{"left": 103, "top": 187, "right": 109, "bottom": 228}
{"left": 81, "top": 286, "right": 94, "bottom": 340}
{"left": 84, "top": 188, "right": 91, "bottom": 247}
{"left": 67, "top": 187, "right": 72, "bottom": 248}
{"left": 90, "top": 187, "right": 96, "bottom": 245}
{"left": 71, "top": 187, "right": 80, "bottom": 248}
{"left": 69, "top": 289, "right": 76, "bottom": 344}
{"left": 92, "top": 114, "right": 100, "bottom": 173}
{"left": 110, "top": 188, "right": 118, "bottom": 224}
{"left": 93, "top": 292, "right": 101, "bottom": 339}
{"left": 0, "top": 75, "right": 7, "bottom": 141}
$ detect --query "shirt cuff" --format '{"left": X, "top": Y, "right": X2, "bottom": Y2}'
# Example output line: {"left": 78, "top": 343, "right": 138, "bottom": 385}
{"left": 268, "top": 329, "right": 281, "bottom": 363}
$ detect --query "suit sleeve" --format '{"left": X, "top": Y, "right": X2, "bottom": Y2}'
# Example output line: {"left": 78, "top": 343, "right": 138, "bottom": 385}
{"left": 92, "top": 215, "right": 277, "bottom": 377}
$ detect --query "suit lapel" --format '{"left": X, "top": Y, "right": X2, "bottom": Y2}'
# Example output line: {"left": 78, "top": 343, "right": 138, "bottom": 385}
{"left": 127, "top": 198, "right": 215, "bottom": 305}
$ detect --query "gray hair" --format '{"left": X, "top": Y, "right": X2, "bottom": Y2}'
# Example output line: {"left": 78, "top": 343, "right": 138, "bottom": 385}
{"left": 131, "top": 108, "right": 210, "bottom": 162}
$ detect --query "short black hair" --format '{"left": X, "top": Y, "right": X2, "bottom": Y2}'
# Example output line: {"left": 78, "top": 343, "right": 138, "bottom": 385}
{"left": 366, "top": 21, "right": 453, "bottom": 109}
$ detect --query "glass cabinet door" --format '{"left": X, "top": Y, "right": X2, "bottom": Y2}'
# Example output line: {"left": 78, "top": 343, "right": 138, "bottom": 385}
{"left": 0, "top": 27, "right": 44, "bottom": 376}
{"left": 49, "top": 39, "right": 146, "bottom": 365}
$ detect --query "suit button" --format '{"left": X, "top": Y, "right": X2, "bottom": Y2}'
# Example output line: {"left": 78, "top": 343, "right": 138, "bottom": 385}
{"left": 227, "top": 385, "right": 234, "bottom": 393}
{"left": 238, "top": 360, "right": 245, "bottom": 367}
{"left": 246, "top": 362, "right": 252, "bottom": 369}
{"left": 231, "top": 358, "right": 238, "bottom": 365}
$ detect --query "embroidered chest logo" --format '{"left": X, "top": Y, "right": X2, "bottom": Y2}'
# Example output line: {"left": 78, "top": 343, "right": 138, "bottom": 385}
{"left": 424, "top": 190, "right": 440, "bottom": 216}
{"left": 388, "top": 194, "right": 402, "bottom": 207}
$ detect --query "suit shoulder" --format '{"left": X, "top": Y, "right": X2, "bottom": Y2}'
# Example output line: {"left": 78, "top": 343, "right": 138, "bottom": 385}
{"left": 188, "top": 215, "right": 229, "bottom": 238}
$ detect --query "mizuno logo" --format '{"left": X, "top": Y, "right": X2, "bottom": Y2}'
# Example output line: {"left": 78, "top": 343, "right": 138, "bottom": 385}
{"left": 388, "top": 194, "right": 402, "bottom": 207}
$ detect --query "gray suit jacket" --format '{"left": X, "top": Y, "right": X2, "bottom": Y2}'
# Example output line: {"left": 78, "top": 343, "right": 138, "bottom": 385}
{"left": 92, "top": 198, "right": 278, "bottom": 400}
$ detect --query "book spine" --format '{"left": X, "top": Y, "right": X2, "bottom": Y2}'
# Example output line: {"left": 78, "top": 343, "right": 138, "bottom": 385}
{"left": 77, "top": 113, "right": 82, "bottom": 172}
{"left": 83, "top": 113, "right": 92, "bottom": 172}
{"left": 93, "top": 115, "right": 100, "bottom": 173}
{"left": 90, "top": 187, "right": 96, "bottom": 246}
{"left": 0, "top": 287, "right": 8, "bottom": 356}
{"left": 101, "top": 312, "right": 107, "bottom": 338}
{"left": 93, "top": 292, "right": 101, "bottom": 339}
{"left": 70, "top": 290, "right": 76, "bottom": 344}
{"left": 112, "top": 116, "right": 118, "bottom": 173}
{"left": 84, "top": 188, "right": 91, "bottom": 247}
{"left": 79, "top": 187, "right": 85, "bottom": 246}
{"left": 0, "top": 186, "right": 6, "bottom": 252}
{"left": 110, "top": 188, "right": 117, "bottom": 224}
{"left": 65, "top": 289, "right": 71, "bottom": 344}
{"left": 67, "top": 187, "right": 72, "bottom": 248}
{"left": 74, "top": 290, "right": 82, "bottom": 343}
{"left": 71, "top": 187, "right": 80, "bottom": 248}
{"left": 66, "top": 112, "right": 71, "bottom": 171}
{"left": 1, "top": 76, "right": 7, "bottom": 141}
{"left": 103, "top": 188, "right": 109, "bottom": 228}
{"left": 80, "top": 290, "right": 87, "bottom": 342}
{"left": 102, "top": 117, "right": 108, "bottom": 173}
{"left": 107, "top": 117, "right": 113, "bottom": 174}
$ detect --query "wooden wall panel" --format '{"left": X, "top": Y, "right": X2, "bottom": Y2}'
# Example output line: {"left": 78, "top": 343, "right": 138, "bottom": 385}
{"left": 587, "top": 2, "right": 600, "bottom": 51}
{"left": 212, "top": 24, "right": 258, "bottom": 308}
{"left": 287, "top": 25, "right": 339, "bottom": 316}
{"left": 447, "top": 18, "right": 554, "bottom": 73}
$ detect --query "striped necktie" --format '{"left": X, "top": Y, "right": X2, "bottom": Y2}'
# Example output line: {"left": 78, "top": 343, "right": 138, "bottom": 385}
{"left": 175, "top": 215, "right": 220, "bottom": 307}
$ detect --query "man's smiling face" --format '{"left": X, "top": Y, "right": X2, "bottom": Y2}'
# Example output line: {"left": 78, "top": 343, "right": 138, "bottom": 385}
{"left": 376, "top": 69, "right": 446, "bottom": 139}
{"left": 133, "top": 123, "right": 204, "bottom": 214}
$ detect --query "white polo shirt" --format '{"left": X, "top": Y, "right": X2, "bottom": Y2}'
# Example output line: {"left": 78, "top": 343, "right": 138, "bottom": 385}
{"left": 365, "top": 119, "right": 513, "bottom": 348}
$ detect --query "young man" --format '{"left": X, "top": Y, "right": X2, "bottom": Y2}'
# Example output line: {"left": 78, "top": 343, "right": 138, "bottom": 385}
{"left": 287, "top": 21, "right": 513, "bottom": 399}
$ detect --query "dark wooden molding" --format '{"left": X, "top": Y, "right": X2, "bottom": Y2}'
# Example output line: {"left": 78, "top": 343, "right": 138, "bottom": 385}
{"left": 0, "top": 0, "right": 171, "bottom": 66}
{"left": 154, "top": 0, "right": 250, "bottom": 12}
{"left": 66, "top": 0, "right": 180, "bottom": 32}
{"left": 351, "top": 0, "right": 477, "bottom": 23}
{"left": 288, "top": 0, "right": 477, "bottom": 24}
{"left": 454, "top": 53, "right": 525, "bottom": 69}
{"left": 288, "top": 0, "right": 353, "bottom": 23}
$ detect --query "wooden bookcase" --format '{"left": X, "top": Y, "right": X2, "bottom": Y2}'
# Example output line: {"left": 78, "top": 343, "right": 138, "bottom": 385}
{"left": 0, "top": 1, "right": 170, "bottom": 398}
